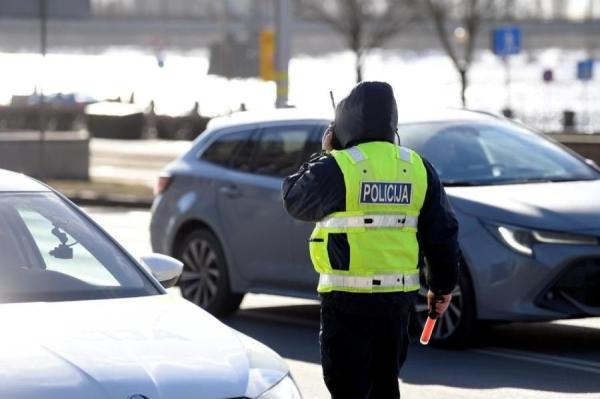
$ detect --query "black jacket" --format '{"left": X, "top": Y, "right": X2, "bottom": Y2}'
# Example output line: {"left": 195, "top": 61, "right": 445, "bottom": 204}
{"left": 282, "top": 151, "right": 460, "bottom": 298}
{"left": 282, "top": 81, "right": 459, "bottom": 314}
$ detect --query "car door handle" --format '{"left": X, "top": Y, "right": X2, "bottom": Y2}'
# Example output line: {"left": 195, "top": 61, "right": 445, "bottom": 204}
{"left": 219, "top": 185, "right": 241, "bottom": 198}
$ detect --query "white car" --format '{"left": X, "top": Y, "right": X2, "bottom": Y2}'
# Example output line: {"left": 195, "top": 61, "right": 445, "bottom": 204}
{"left": 0, "top": 169, "right": 301, "bottom": 399}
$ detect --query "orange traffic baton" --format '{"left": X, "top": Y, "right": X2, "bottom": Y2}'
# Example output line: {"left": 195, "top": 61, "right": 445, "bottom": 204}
{"left": 420, "top": 294, "right": 443, "bottom": 345}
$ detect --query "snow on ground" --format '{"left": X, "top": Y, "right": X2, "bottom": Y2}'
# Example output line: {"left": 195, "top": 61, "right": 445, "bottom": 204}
{"left": 0, "top": 48, "right": 598, "bottom": 131}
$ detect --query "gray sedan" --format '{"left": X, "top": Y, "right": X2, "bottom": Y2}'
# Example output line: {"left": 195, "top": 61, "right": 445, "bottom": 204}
{"left": 150, "top": 109, "right": 600, "bottom": 346}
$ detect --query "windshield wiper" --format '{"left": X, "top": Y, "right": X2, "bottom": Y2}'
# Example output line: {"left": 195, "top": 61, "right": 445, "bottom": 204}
{"left": 442, "top": 180, "right": 482, "bottom": 186}
{"left": 543, "top": 177, "right": 594, "bottom": 182}
{"left": 442, "top": 176, "right": 595, "bottom": 187}
{"left": 475, "top": 177, "right": 594, "bottom": 186}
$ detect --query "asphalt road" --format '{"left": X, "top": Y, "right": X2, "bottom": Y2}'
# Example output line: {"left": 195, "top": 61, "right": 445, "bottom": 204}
{"left": 85, "top": 206, "right": 600, "bottom": 399}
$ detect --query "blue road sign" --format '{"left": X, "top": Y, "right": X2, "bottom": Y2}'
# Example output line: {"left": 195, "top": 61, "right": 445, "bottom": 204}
{"left": 577, "top": 60, "right": 594, "bottom": 81}
{"left": 492, "top": 26, "right": 522, "bottom": 56}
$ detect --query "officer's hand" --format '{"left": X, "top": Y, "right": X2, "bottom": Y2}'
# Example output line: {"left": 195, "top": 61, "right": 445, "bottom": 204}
{"left": 322, "top": 127, "right": 334, "bottom": 152}
{"left": 427, "top": 290, "right": 452, "bottom": 318}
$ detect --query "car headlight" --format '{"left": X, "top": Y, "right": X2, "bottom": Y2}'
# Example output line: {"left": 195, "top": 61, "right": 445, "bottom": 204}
{"left": 234, "top": 332, "right": 302, "bottom": 398}
{"left": 256, "top": 374, "right": 302, "bottom": 399}
{"left": 486, "top": 223, "right": 599, "bottom": 256}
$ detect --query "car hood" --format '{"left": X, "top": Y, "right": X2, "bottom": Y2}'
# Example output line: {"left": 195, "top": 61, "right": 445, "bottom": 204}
{"left": 447, "top": 179, "right": 600, "bottom": 234}
{"left": 0, "top": 295, "right": 286, "bottom": 399}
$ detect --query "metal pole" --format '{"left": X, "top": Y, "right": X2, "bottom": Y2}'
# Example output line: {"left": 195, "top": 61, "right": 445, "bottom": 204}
{"left": 221, "top": 0, "right": 232, "bottom": 79}
{"left": 38, "top": 0, "right": 47, "bottom": 180}
{"left": 275, "top": 0, "right": 290, "bottom": 108}
{"left": 583, "top": 81, "right": 590, "bottom": 132}
{"left": 504, "top": 55, "right": 511, "bottom": 112}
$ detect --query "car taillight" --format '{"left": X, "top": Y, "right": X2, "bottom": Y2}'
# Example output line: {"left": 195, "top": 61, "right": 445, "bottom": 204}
{"left": 154, "top": 174, "right": 172, "bottom": 196}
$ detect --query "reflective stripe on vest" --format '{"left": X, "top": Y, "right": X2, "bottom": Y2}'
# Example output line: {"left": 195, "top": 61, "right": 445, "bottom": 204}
{"left": 398, "top": 147, "right": 412, "bottom": 163}
{"left": 318, "top": 272, "right": 419, "bottom": 290}
{"left": 346, "top": 147, "right": 366, "bottom": 163}
{"left": 316, "top": 214, "right": 418, "bottom": 229}
{"left": 347, "top": 145, "right": 412, "bottom": 164}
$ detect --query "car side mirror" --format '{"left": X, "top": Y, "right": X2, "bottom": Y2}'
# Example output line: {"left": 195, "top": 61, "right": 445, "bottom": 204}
{"left": 140, "top": 254, "right": 183, "bottom": 288}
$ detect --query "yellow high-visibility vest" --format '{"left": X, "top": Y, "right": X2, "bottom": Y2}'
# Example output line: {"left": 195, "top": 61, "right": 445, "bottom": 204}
{"left": 309, "top": 141, "right": 427, "bottom": 293}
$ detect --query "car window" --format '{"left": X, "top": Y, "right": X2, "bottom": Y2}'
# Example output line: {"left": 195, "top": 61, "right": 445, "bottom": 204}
{"left": 477, "top": 128, "right": 563, "bottom": 173}
{"left": 305, "top": 126, "right": 325, "bottom": 159}
{"left": 18, "top": 209, "right": 120, "bottom": 287}
{"left": 201, "top": 130, "right": 251, "bottom": 167}
{"left": 0, "top": 192, "right": 160, "bottom": 303}
{"left": 253, "top": 125, "right": 314, "bottom": 177}
{"left": 230, "top": 130, "right": 258, "bottom": 173}
{"left": 398, "top": 120, "right": 598, "bottom": 185}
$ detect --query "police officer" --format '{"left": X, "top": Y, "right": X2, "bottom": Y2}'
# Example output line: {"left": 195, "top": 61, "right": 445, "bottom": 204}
{"left": 282, "top": 81, "right": 460, "bottom": 399}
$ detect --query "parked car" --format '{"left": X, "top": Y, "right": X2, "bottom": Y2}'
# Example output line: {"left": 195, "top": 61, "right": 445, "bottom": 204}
{"left": 0, "top": 169, "right": 301, "bottom": 399}
{"left": 151, "top": 109, "right": 600, "bottom": 346}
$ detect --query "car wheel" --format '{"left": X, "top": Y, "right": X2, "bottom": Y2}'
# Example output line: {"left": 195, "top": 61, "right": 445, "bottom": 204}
{"left": 177, "top": 229, "right": 244, "bottom": 316}
{"left": 413, "top": 262, "right": 476, "bottom": 348}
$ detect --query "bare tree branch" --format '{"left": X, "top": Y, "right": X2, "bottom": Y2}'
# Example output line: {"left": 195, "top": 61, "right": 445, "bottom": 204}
{"left": 298, "top": 0, "right": 417, "bottom": 82}
{"left": 367, "top": 2, "right": 418, "bottom": 49}
{"left": 424, "top": 0, "right": 502, "bottom": 106}
{"left": 463, "top": 0, "right": 481, "bottom": 67}
{"left": 426, "top": 0, "right": 462, "bottom": 72}
{"left": 302, "top": 0, "right": 348, "bottom": 35}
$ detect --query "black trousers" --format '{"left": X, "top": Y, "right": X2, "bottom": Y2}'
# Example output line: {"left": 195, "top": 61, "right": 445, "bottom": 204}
{"left": 319, "top": 292, "right": 414, "bottom": 399}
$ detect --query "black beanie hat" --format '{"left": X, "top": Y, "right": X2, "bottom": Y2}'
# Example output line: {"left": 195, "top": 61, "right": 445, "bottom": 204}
{"left": 334, "top": 81, "right": 398, "bottom": 148}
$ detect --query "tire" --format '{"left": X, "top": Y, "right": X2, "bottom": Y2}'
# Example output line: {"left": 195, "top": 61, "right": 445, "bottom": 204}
{"left": 412, "top": 261, "right": 476, "bottom": 348}
{"left": 176, "top": 229, "right": 244, "bottom": 317}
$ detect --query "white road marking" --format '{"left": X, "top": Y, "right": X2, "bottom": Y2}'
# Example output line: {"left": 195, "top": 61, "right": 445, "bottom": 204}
{"left": 472, "top": 347, "right": 600, "bottom": 375}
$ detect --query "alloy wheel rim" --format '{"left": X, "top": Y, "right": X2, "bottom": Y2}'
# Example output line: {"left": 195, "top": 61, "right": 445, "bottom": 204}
{"left": 415, "top": 277, "right": 463, "bottom": 340}
{"left": 179, "top": 238, "right": 220, "bottom": 308}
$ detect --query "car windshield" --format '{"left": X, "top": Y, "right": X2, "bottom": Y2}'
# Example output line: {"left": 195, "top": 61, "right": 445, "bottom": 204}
{"left": 398, "top": 120, "right": 599, "bottom": 185}
{"left": 0, "top": 192, "right": 160, "bottom": 303}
